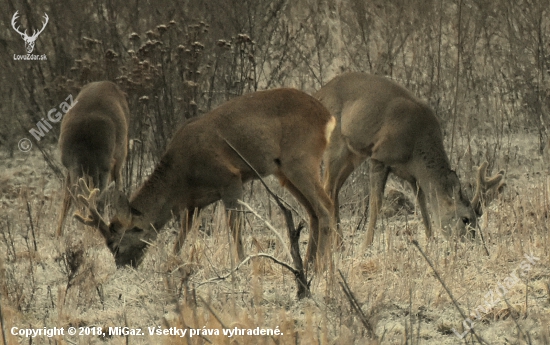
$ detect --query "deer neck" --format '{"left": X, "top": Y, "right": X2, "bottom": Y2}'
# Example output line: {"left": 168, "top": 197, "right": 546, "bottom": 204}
{"left": 129, "top": 157, "right": 180, "bottom": 231}
{"left": 411, "top": 137, "right": 458, "bottom": 210}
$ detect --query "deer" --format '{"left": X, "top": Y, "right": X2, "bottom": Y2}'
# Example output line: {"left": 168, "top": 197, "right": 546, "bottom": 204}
{"left": 73, "top": 88, "right": 336, "bottom": 268}
{"left": 315, "top": 72, "right": 504, "bottom": 247}
{"left": 11, "top": 11, "right": 49, "bottom": 54}
{"left": 57, "top": 81, "right": 130, "bottom": 237}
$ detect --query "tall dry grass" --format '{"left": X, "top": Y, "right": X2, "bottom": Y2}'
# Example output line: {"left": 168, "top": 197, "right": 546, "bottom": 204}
{"left": 0, "top": 133, "right": 549, "bottom": 344}
{"left": 1, "top": 0, "right": 550, "bottom": 344}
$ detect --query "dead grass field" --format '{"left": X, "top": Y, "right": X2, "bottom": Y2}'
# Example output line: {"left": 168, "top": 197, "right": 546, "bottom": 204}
{"left": 1, "top": 131, "right": 549, "bottom": 345}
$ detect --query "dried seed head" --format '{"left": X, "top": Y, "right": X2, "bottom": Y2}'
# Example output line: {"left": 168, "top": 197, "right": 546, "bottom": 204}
{"left": 156, "top": 25, "right": 168, "bottom": 34}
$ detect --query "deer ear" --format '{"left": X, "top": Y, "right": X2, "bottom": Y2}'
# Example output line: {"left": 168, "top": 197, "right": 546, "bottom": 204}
{"left": 112, "top": 190, "right": 133, "bottom": 228}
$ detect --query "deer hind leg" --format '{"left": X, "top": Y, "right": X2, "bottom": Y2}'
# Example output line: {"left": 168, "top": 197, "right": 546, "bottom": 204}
{"left": 56, "top": 175, "right": 73, "bottom": 237}
{"left": 279, "top": 179, "right": 319, "bottom": 266}
{"left": 323, "top": 146, "right": 361, "bottom": 233}
{"left": 221, "top": 177, "right": 246, "bottom": 262}
{"left": 110, "top": 155, "right": 126, "bottom": 191}
{"left": 362, "top": 160, "right": 390, "bottom": 248}
{"left": 279, "top": 167, "right": 334, "bottom": 269}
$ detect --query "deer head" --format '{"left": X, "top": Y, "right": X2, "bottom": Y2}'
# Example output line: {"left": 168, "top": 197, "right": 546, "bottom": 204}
{"left": 430, "top": 163, "right": 504, "bottom": 239}
{"left": 11, "top": 11, "right": 49, "bottom": 54}
{"left": 73, "top": 178, "right": 154, "bottom": 267}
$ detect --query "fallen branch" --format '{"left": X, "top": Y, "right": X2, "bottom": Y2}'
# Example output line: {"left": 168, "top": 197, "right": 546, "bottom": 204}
{"left": 196, "top": 253, "right": 298, "bottom": 288}
{"left": 409, "top": 239, "right": 489, "bottom": 344}
{"left": 338, "top": 270, "right": 377, "bottom": 339}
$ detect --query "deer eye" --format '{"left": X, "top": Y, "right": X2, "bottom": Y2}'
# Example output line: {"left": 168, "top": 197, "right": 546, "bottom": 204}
{"left": 462, "top": 217, "right": 470, "bottom": 225}
{"left": 130, "top": 207, "right": 142, "bottom": 216}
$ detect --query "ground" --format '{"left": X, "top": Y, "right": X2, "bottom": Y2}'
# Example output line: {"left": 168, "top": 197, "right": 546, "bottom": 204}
{"left": 0, "top": 131, "right": 549, "bottom": 345}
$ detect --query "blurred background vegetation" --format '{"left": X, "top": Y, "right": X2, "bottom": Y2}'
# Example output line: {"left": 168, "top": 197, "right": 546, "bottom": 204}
{"left": 1, "top": 0, "right": 549, "bottom": 185}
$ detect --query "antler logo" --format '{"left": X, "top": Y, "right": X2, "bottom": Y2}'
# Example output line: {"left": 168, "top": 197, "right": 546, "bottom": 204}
{"left": 11, "top": 11, "right": 49, "bottom": 54}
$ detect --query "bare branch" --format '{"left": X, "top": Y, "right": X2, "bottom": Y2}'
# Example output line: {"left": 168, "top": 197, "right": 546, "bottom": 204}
{"left": 195, "top": 253, "right": 298, "bottom": 288}
{"left": 238, "top": 200, "right": 293, "bottom": 262}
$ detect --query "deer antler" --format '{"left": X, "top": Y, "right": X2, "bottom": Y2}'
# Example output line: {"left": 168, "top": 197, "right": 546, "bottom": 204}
{"left": 11, "top": 11, "right": 25, "bottom": 37}
{"left": 30, "top": 13, "right": 49, "bottom": 40}
{"left": 11, "top": 12, "right": 48, "bottom": 39}
{"left": 471, "top": 162, "right": 505, "bottom": 214}
{"left": 73, "top": 178, "right": 112, "bottom": 239}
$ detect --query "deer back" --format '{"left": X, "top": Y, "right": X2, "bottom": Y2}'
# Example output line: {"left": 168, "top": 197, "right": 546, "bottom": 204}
{"left": 128, "top": 88, "right": 333, "bottom": 216}
{"left": 59, "top": 81, "right": 129, "bottom": 189}
{"left": 315, "top": 72, "right": 448, "bottom": 168}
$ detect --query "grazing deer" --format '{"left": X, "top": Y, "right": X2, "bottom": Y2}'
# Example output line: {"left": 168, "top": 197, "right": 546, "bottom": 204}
{"left": 315, "top": 72, "right": 504, "bottom": 247}
{"left": 74, "top": 88, "right": 336, "bottom": 268}
{"left": 57, "top": 81, "right": 130, "bottom": 236}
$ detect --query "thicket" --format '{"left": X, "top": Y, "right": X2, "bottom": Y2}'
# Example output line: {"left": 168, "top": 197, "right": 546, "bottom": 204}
{"left": 1, "top": 0, "right": 548, "bottom": 180}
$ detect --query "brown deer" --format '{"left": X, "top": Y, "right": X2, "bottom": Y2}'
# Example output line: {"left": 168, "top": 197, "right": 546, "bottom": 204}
{"left": 73, "top": 88, "right": 336, "bottom": 268}
{"left": 57, "top": 81, "right": 130, "bottom": 236}
{"left": 315, "top": 72, "right": 504, "bottom": 247}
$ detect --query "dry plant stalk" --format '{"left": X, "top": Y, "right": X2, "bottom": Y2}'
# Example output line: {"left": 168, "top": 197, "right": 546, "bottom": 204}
{"left": 0, "top": 293, "right": 7, "bottom": 345}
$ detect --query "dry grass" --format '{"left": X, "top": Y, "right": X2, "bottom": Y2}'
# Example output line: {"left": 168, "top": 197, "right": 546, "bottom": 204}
{"left": 1, "top": 132, "right": 549, "bottom": 345}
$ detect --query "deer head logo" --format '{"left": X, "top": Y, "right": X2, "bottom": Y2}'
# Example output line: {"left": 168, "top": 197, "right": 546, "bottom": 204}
{"left": 11, "top": 11, "right": 49, "bottom": 54}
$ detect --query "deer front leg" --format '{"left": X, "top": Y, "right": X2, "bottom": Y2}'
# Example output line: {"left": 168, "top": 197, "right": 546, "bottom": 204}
{"left": 362, "top": 160, "right": 390, "bottom": 249}
{"left": 222, "top": 177, "right": 246, "bottom": 262}
{"left": 173, "top": 208, "right": 198, "bottom": 254}
{"left": 415, "top": 184, "right": 432, "bottom": 239}
{"left": 227, "top": 206, "right": 245, "bottom": 261}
